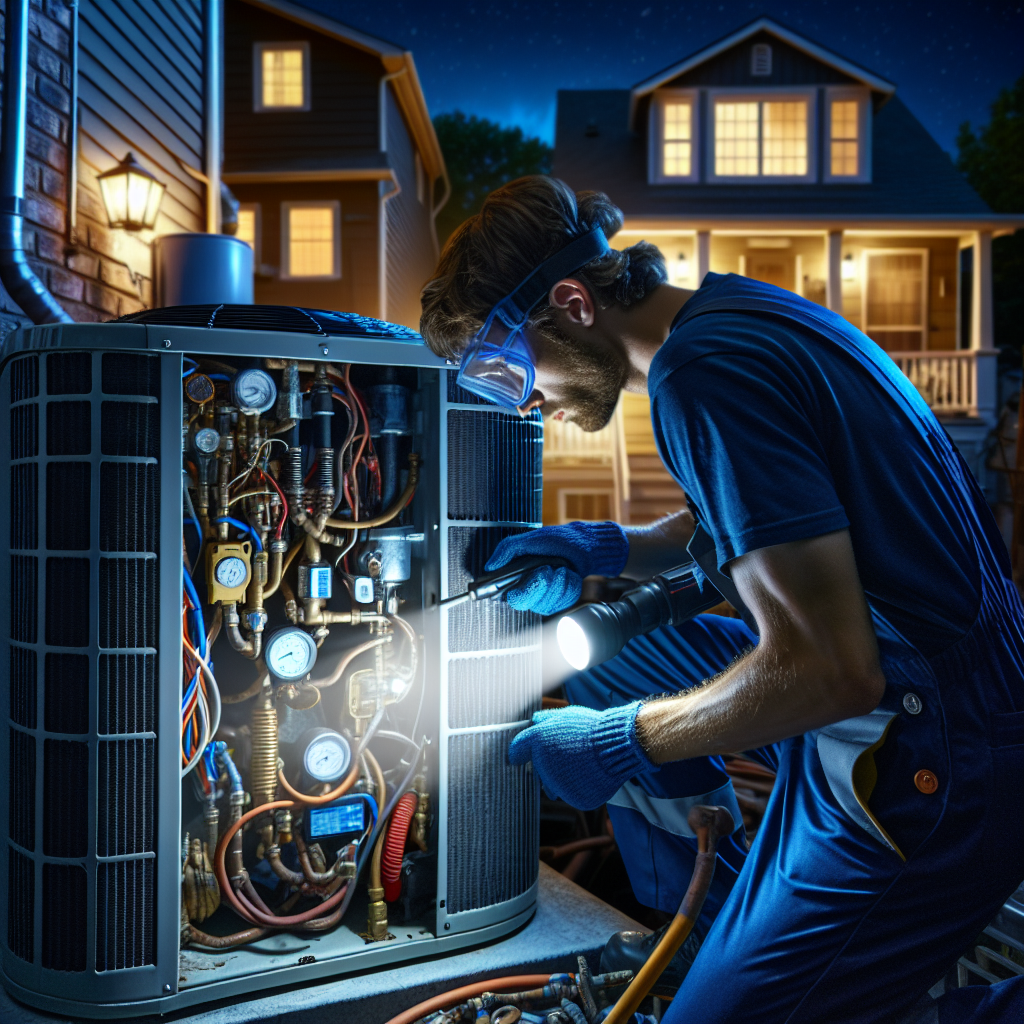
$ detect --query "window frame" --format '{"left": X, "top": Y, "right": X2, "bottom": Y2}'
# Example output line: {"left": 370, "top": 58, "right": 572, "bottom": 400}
{"left": 235, "top": 202, "right": 261, "bottom": 266}
{"left": 280, "top": 200, "right": 341, "bottom": 281}
{"left": 823, "top": 86, "right": 871, "bottom": 183}
{"left": 253, "top": 41, "right": 311, "bottom": 113}
{"left": 648, "top": 88, "right": 700, "bottom": 184}
{"left": 706, "top": 87, "right": 817, "bottom": 184}
{"left": 861, "top": 247, "right": 929, "bottom": 351}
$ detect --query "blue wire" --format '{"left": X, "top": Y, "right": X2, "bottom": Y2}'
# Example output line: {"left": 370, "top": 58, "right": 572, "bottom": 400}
{"left": 181, "top": 670, "right": 199, "bottom": 712}
{"left": 182, "top": 358, "right": 199, "bottom": 377}
{"left": 212, "top": 517, "right": 263, "bottom": 552}
{"left": 187, "top": 517, "right": 203, "bottom": 541}
{"left": 207, "top": 373, "right": 232, "bottom": 381}
{"left": 182, "top": 564, "right": 207, "bottom": 658}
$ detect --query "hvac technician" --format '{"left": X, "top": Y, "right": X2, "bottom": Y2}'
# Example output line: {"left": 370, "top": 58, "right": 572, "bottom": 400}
{"left": 419, "top": 177, "right": 1024, "bottom": 1024}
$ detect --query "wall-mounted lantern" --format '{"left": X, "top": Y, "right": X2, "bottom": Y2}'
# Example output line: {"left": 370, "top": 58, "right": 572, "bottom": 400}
{"left": 97, "top": 153, "right": 166, "bottom": 232}
{"left": 841, "top": 253, "right": 857, "bottom": 281}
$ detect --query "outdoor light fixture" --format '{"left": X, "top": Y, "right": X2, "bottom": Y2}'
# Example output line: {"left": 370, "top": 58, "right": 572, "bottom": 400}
{"left": 841, "top": 253, "right": 857, "bottom": 281}
{"left": 97, "top": 152, "right": 166, "bottom": 231}
{"left": 556, "top": 563, "right": 724, "bottom": 671}
{"left": 668, "top": 252, "right": 691, "bottom": 287}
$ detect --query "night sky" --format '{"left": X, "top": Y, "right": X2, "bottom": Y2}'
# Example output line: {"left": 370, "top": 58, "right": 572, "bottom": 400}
{"left": 295, "top": 0, "right": 1022, "bottom": 156}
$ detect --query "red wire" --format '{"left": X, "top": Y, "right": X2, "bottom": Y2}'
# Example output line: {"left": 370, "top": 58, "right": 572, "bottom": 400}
{"left": 260, "top": 469, "right": 289, "bottom": 539}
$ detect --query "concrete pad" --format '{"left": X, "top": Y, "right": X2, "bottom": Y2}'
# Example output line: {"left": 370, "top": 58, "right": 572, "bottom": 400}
{"left": 0, "top": 864, "right": 645, "bottom": 1024}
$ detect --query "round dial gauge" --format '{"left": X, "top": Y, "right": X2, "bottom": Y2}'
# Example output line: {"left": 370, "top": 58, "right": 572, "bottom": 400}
{"left": 265, "top": 627, "right": 318, "bottom": 681}
{"left": 214, "top": 556, "right": 248, "bottom": 589}
{"left": 302, "top": 729, "right": 351, "bottom": 783}
{"left": 193, "top": 427, "right": 220, "bottom": 455}
{"left": 232, "top": 369, "right": 277, "bottom": 413}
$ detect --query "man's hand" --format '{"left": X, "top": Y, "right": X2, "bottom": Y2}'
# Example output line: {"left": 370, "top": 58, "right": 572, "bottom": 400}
{"left": 508, "top": 702, "right": 655, "bottom": 810}
{"left": 486, "top": 521, "right": 629, "bottom": 615}
{"left": 635, "top": 529, "right": 885, "bottom": 763}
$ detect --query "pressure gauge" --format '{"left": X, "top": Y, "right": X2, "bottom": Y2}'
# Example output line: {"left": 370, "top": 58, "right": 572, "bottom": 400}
{"left": 214, "top": 556, "right": 248, "bottom": 589}
{"left": 232, "top": 369, "right": 277, "bottom": 413}
{"left": 299, "top": 727, "right": 352, "bottom": 784}
{"left": 265, "top": 627, "right": 318, "bottom": 681}
{"left": 193, "top": 427, "right": 220, "bottom": 455}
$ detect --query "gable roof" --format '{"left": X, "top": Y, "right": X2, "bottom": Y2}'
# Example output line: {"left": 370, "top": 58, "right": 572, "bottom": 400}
{"left": 240, "top": 0, "right": 446, "bottom": 182}
{"left": 629, "top": 17, "right": 895, "bottom": 128}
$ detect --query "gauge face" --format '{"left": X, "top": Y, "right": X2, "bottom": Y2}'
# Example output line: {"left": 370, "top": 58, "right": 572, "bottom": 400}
{"left": 265, "top": 627, "right": 317, "bottom": 681}
{"left": 303, "top": 731, "right": 351, "bottom": 783}
{"left": 232, "top": 369, "right": 277, "bottom": 413}
{"left": 193, "top": 427, "right": 220, "bottom": 454}
{"left": 214, "top": 556, "right": 248, "bottom": 589}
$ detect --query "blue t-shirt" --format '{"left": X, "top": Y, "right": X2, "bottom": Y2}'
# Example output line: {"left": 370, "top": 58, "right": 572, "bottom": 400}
{"left": 648, "top": 273, "right": 987, "bottom": 657}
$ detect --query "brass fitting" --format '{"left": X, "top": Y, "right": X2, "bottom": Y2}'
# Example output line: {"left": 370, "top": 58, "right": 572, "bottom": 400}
{"left": 412, "top": 772, "right": 430, "bottom": 853}
{"left": 182, "top": 838, "right": 221, "bottom": 924}
{"left": 366, "top": 887, "right": 388, "bottom": 942}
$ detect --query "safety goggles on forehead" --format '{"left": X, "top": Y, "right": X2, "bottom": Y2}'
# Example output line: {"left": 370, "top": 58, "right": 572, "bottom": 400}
{"left": 456, "top": 226, "right": 611, "bottom": 408}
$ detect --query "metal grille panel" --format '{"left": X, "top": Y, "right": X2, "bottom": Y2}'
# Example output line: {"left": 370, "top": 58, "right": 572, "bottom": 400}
{"left": 8, "top": 728, "right": 35, "bottom": 850}
{"left": 7, "top": 847, "right": 34, "bottom": 962}
{"left": 97, "top": 740, "right": 156, "bottom": 856}
{"left": 9, "top": 646, "right": 37, "bottom": 728}
{"left": 9, "top": 355, "right": 38, "bottom": 402}
{"left": 447, "top": 410, "right": 542, "bottom": 523}
{"left": 42, "top": 863, "right": 88, "bottom": 972}
{"left": 10, "top": 462, "right": 37, "bottom": 549}
{"left": 96, "top": 859, "right": 156, "bottom": 971}
{"left": 44, "top": 654, "right": 90, "bottom": 734}
{"left": 448, "top": 651, "right": 542, "bottom": 729}
{"left": 47, "top": 352, "right": 92, "bottom": 395}
{"left": 446, "top": 728, "right": 539, "bottom": 915}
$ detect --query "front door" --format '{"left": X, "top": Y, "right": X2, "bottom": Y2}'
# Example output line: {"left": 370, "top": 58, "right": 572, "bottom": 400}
{"left": 746, "top": 252, "right": 795, "bottom": 291}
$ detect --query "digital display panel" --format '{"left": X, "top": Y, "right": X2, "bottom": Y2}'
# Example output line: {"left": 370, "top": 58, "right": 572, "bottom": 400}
{"left": 308, "top": 800, "right": 365, "bottom": 838}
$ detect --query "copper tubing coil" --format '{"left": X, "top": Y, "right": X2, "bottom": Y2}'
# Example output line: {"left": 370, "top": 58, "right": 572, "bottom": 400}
{"left": 383, "top": 977, "right": 560, "bottom": 1024}
{"left": 249, "top": 700, "right": 279, "bottom": 813}
{"left": 539, "top": 835, "right": 615, "bottom": 861}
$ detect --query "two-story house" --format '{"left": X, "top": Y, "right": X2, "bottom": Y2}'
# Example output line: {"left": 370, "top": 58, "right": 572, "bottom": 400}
{"left": 223, "top": 0, "right": 448, "bottom": 330}
{"left": 545, "top": 17, "right": 1023, "bottom": 525}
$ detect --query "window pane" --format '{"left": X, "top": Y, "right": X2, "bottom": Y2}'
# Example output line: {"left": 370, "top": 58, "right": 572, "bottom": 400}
{"left": 830, "top": 101, "right": 859, "bottom": 176}
{"left": 762, "top": 101, "right": 807, "bottom": 176}
{"left": 288, "top": 207, "right": 335, "bottom": 277}
{"left": 866, "top": 253, "right": 924, "bottom": 327}
{"left": 236, "top": 209, "right": 256, "bottom": 250}
{"left": 662, "top": 102, "right": 691, "bottom": 176}
{"left": 715, "top": 102, "right": 759, "bottom": 176}
{"left": 262, "top": 48, "right": 304, "bottom": 108}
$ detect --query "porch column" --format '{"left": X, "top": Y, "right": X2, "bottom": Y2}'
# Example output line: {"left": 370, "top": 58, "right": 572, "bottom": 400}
{"left": 970, "top": 230, "right": 994, "bottom": 350}
{"left": 696, "top": 230, "right": 711, "bottom": 286}
{"left": 825, "top": 229, "right": 843, "bottom": 312}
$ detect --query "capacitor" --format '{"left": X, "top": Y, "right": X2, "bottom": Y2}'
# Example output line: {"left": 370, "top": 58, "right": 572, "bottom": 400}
{"left": 232, "top": 369, "right": 277, "bottom": 413}
{"left": 193, "top": 427, "right": 220, "bottom": 455}
{"left": 297, "top": 561, "right": 332, "bottom": 600}
{"left": 184, "top": 372, "right": 215, "bottom": 405}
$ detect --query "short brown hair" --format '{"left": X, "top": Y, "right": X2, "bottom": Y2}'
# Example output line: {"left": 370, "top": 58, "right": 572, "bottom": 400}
{"left": 420, "top": 176, "right": 666, "bottom": 360}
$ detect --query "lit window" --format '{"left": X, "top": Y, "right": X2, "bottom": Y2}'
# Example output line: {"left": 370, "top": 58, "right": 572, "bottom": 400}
{"left": 235, "top": 204, "right": 259, "bottom": 263}
{"left": 751, "top": 43, "right": 772, "bottom": 76}
{"left": 762, "top": 102, "right": 808, "bottom": 176}
{"left": 254, "top": 43, "right": 309, "bottom": 111}
{"left": 662, "top": 102, "right": 692, "bottom": 177}
{"left": 714, "top": 102, "right": 760, "bottom": 176}
{"left": 282, "top": 202, "right": 339, "bottom": 279}
{"left": 714, "top": 98, "right": 808, "bottom": 178}
{"left": 830, "top": 100, "right": 860, "bottom": 176}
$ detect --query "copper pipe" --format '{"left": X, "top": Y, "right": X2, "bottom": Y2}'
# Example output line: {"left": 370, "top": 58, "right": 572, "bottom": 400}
{"left": 265, "top": 845, "right": 305, "bottom": 887}
{"left": 221, "top": 663, "right": 269, "bottom": 705}
{"left": 278, "top": 759, "right": 360, "bottom": 807}
{"left": 307, "top": 636, "right": 390, "bottom": 690}
{"left": 539, "top": 835, "right": 615, "bottom": 861}
{"left": 187, "top": 924, "right": 269, "bottom": 949}
{"left": 294, "top": 831, "right": 340, "bottom": 886}
{"left": 321, "top": 453, "right": 419, "bottom": 530}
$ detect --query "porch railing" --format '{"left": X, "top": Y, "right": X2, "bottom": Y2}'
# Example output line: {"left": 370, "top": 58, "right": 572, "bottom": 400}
{"left": 888, "top": 350, "right": 998, "bottom": 421}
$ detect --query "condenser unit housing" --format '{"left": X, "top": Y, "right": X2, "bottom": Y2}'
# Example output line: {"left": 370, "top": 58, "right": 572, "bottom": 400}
{"left": 0, "top": 307, "right": 543, "bottom": 1017}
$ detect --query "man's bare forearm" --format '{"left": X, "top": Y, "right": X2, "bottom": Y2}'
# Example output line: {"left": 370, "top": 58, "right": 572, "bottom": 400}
{"left": 622, "top": 509, "right": 696, "bottom": 580}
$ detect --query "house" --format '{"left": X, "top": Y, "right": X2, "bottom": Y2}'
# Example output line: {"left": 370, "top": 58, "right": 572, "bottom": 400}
{"left": 223, "top": 0, "right": 448, "bottom": 330}
{"left": 546, "top": 17, "right": 1023, "bottom": 525}
{"left": 0, "top": 0, "right": 446, "bottom": 340}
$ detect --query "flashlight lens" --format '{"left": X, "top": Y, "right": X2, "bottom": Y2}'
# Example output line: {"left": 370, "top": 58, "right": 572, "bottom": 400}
{"left": 557, "top": 615, "right": 591, "bottom": 671}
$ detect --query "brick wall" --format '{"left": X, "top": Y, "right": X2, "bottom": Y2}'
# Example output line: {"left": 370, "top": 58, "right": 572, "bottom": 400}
{"left": 0, "top": 0, "right": 151, "bottom": 336}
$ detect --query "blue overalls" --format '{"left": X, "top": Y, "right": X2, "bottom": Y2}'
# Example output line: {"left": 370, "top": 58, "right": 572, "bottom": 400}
{"left": 564, "top": 281, "right": 1024, "bottom": 1022}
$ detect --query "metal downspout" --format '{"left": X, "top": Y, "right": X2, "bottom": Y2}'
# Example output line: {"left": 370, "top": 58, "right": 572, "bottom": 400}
{"left": 378, "top": 67, "right": 406, "bottom": 321}
{"left": 203, "top": 0, "right": 223, "bottom": 233}
{"left": 65, "top": 0, "right": 80, "bottom": 249}
{"left": 0, "top": 0, "right": 73, "bottom": 324}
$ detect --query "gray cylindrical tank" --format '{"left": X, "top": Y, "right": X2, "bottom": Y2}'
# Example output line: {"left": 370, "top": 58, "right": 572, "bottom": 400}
{"left": 154, "top": 233, "right": 254, "bottom": 306}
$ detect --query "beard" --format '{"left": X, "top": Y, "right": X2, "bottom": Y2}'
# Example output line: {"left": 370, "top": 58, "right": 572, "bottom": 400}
{"left": 542, "top": 323, "right": 628, "bottom": 432}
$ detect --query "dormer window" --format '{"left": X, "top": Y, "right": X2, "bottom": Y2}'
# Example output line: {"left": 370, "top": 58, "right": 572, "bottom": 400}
{"left": 751, "top": 43, "right": 772, "bottom": 76}
{"left": 649, "top": 90, "right": 699, "bottom": 183}
{"left": 825, "top": 89, "right": 870, "bottom": 181}
{"left": 254, "top": 42, "right": 311, "bottom": 112}
{"left": 710, "top": 92, "right": 815, "bottom": 181}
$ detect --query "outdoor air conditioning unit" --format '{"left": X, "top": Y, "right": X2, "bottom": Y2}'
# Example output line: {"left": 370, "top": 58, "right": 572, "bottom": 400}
{"left": 0, "top": 306, "right": 543, "bottom": 1017}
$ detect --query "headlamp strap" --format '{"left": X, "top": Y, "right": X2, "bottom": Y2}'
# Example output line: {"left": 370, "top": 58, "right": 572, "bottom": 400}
{"left": 502, "top": 226, "right": 611, "bottom": 322}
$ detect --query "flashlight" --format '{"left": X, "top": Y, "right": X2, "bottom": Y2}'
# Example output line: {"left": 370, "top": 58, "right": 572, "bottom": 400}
{"left": 556, "top": 562, "right": 725, "bottom": 671}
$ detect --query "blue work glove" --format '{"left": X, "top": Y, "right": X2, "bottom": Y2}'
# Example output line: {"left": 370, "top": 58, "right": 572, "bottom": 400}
{"left": 508, "top": 701, "right": 655, "bottom": 810}
{"left": 485, "top": 520, "right": 629, "bottom": 615}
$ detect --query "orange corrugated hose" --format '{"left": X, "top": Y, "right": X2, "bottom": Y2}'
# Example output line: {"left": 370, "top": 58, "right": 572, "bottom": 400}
{"left": 381, "top": 792, "right": 418, "bottom": 902}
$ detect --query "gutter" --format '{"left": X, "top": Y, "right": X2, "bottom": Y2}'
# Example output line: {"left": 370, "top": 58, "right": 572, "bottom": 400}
{"left": 0, "top": 0, "right": 73, "bottom": 324}
{"left": 65, "top": 0, "right": 80, "bottom": 249}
